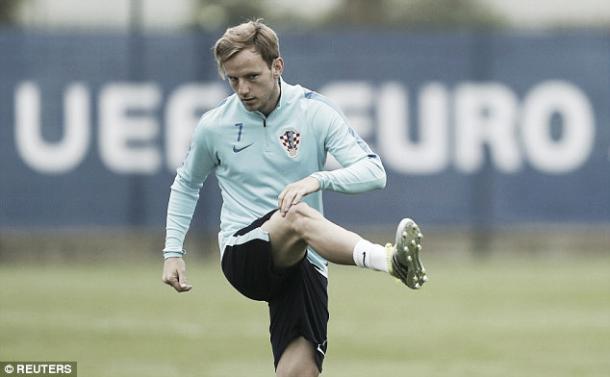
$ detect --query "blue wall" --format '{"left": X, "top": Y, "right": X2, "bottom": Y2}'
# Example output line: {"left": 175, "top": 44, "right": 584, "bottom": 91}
{"left": 1, "top": 30, "right": 608, "bottom": 229}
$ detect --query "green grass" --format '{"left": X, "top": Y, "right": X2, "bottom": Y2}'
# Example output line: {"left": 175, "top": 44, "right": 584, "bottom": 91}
{"left": 1, "top": 255, "right": 609, "bottom": 377}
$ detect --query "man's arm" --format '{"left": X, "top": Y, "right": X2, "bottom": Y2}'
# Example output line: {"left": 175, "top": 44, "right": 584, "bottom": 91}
{"left": 162, "top": 120, "right": 217, "bottom": 292}
{"left": 310, "top": 112, "right": 386, "bottom": 193}
{"left": 278, "top": 103, "right": 386, "bottom": 215}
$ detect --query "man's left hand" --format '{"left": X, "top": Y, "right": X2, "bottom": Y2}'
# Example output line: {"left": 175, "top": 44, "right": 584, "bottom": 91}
{"left": 278, "top": 176, "right": 320, "bottom": 216}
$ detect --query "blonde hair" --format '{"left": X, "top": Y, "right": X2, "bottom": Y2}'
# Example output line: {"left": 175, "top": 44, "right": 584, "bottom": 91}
{"left": 213, "top": 19, "right": 280, "bottom": 78}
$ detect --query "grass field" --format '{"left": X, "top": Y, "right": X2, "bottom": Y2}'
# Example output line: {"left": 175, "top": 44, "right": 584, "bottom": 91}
{"left": 1, "top": 254, "right": 609, "bottom": 377}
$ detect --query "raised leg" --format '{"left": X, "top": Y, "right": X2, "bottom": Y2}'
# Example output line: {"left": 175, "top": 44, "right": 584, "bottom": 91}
{"left": 261, "top": 202, "right": 361, "bottom": 269}
{"left": 261, "top": 202, "right": 428, "bottom": 288}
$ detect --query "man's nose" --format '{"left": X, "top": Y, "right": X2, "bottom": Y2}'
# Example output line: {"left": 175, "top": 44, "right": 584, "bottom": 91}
{"left": 237, "top": 80, "right": 250, "bottom": 96}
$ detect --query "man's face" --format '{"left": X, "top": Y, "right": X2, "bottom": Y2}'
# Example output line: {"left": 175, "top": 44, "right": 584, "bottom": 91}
{"left": 223, "top": 49, "right": 283, "bottom": 115}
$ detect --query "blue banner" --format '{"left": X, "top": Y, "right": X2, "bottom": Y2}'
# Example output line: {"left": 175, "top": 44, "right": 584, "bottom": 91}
{"left": 1, "top": 30, "right": 608, "bottom": 229}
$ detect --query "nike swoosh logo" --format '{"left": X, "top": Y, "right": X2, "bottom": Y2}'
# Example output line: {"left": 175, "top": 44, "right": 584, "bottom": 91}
{"left": 232, "top": 143, "right": 254, "bottom": 153}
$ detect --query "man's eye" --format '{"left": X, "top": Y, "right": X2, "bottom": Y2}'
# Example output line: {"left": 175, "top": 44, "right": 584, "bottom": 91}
{"left": 248, "top": 75, "right": 258, "bottom": 80}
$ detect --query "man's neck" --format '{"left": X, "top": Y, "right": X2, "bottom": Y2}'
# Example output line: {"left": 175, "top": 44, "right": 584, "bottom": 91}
{"left": 261, "top": 79, "right": 282, "bottom": 117}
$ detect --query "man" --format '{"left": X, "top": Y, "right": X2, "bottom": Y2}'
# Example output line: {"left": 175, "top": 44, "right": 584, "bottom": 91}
{"left": 162, "top": 19, "right": 427, "bottom": 377}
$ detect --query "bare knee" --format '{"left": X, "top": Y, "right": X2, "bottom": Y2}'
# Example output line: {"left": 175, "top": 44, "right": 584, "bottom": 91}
{"left": 277, "top": 364, "right": 319, "bottom": 377}
{"left": 284, "top": 202, "right": 320, "bottom": 240}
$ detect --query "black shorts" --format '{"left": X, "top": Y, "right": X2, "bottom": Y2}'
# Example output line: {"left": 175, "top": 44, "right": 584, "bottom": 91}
{"left": 221, "top": 210, "right": 329, "bottom": 372}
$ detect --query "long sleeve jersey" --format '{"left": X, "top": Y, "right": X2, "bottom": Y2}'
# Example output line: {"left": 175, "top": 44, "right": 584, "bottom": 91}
{"left": 164, "top": 79, "right": 386, "bottom": 275}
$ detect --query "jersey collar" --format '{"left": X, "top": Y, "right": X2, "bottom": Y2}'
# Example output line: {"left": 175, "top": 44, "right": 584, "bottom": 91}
{"left": 253, "top": 77, "right": 291, "bottom": 119}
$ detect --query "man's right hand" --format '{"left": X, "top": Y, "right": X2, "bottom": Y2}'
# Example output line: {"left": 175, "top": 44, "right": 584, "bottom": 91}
{"left": 162, "top": 257, "right": 193, "bottom": 293}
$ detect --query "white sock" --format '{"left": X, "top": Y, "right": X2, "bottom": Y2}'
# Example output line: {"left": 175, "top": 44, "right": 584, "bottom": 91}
{"left": 353, "top": 239, "right": 389, "bottom": 272}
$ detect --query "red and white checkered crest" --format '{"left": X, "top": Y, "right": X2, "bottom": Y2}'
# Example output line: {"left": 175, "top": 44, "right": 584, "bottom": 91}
{"left": 279, "top": 129, "right": 301, "bottom": 157}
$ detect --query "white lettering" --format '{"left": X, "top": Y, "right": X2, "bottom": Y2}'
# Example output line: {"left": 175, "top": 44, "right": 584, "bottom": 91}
{"left": 455, "top": 82, "right": 521, "bottom": 173}
{"left": 378, "top": 82, "right": 449, "bottom": 174}
{"left": 99, "top": 83, "right": 161, "bottom": 174}
{"left": 15, "top": 82, "right": 90, "bottom": 173}
{"left": 12, "top": 79, "right": 597, "bottom": 177}
{"left": 521, "top": 81, "right": 594, "bottom": 173}
{"left": 165, "top": 83, "right": 226, "bottom": 170}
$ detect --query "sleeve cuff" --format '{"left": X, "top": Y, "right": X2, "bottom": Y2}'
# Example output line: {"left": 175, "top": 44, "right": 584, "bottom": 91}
{"left": 163, "top": 250, "right": 186, "bottom": 259}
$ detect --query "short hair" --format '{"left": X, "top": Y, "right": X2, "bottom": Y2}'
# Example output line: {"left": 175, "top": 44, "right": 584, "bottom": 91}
{"left": 212, "top": 19, "right": 280, "bottom": 79}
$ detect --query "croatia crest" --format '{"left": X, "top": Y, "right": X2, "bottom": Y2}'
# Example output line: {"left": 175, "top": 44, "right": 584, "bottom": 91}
{"left": 279, "top": 128, "right": 301, "bottom": 158}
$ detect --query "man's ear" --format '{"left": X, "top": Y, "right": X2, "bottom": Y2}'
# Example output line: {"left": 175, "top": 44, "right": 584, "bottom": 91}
{"left": 272, "top": 57, "right": 284, "bottom": 78}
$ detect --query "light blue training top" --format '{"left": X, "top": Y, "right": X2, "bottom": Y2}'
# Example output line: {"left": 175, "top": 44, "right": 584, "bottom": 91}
{"left": 163, "top": 78, "right": 386, "bottom": 275}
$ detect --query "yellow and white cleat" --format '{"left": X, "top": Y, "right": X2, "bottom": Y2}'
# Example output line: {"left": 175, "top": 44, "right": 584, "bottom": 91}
{"left": 387, "top": 218, "right": 428, "bottom": 289}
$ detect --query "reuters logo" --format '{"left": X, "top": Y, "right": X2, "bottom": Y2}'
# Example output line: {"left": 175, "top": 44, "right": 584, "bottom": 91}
{"left": 1, "top": 362, "right": 76, "bottom": 375}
